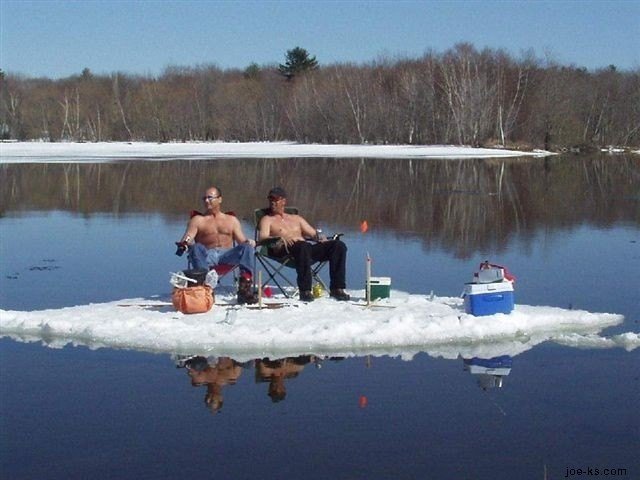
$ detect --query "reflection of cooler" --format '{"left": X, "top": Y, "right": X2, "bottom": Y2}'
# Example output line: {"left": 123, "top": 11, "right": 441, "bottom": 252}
{"left": 463, "top": 356, "right": 513, "bottom": 389}
{"left": 463, "top": 356, "right": 513, "bottom": 375}
{"left": 463, "top": 281, "right": 514, "bottom": 316}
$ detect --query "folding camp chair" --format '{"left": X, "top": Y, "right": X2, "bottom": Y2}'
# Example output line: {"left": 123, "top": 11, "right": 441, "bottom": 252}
{"left": 254, "top": 207, "right": 329, "bottom": 298}
{"left": 185, "top": 210, "right": 240, "bottom": 286}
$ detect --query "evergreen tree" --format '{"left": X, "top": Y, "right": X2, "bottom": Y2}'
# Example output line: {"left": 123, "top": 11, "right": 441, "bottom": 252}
{"left": 244, "top": 62, "right": 261, "bottom": 80}
{"left": 278, "top": 47, "right": 318, "bottom": 79}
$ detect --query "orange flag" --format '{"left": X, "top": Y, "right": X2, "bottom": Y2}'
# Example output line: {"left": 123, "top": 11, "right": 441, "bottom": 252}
{"left": 360, "top": 220, "right": 369, "bottom": 233}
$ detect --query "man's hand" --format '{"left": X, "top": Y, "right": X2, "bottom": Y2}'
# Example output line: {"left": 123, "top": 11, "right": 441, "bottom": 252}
{"left": 245, "top": 239, "right": 256, "bottom": 248}
{"left": 256, "top": 236, "right": 281, "bottom": 247}
{"left": 283, "top": 235, "right": 303, "bottom": 247}
{"left": 175, "top": 241, "right": 189, "bottom": 256}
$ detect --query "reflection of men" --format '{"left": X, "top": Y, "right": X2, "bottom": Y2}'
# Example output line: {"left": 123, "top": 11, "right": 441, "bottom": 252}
{"left": 186, "top": 357, "right": 243, "bottom": 413}
{"left": 176, "top": 186, "right": 257, "bottom": 304}
{"left": 257, "top": 187, "right": 350, "bottom": 302}
{"left": 255, "top": 356, "right": 313, "bottom": 403}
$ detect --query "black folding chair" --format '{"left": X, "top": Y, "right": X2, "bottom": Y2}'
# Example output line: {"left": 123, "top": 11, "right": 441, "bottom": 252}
{"left": 254, "top": 207, "right": 329, "bottom": 298}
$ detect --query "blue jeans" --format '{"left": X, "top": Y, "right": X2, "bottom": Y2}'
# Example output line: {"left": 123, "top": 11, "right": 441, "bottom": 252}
{"left": 188, "top": 243, "right": 255, "bottom": 276}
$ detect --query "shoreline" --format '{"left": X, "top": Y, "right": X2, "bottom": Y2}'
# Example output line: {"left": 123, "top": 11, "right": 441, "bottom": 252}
{"left": 0, "top": 140, "right": 555, "bottom": 163}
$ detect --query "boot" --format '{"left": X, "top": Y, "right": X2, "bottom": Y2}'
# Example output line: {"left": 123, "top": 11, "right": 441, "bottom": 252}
{"left": 299, "top": 290, "right": 314, "bottom": 302}
{"left": 237, "top": 276, "right": 258, "bottom": 305}
{"left": 330, "top": 289, "right": 350, "bottom": 301}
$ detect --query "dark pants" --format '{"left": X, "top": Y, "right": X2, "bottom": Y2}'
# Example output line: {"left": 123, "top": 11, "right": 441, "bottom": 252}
{"left": 288, "top": 239, "right": 347, "bottom": 291}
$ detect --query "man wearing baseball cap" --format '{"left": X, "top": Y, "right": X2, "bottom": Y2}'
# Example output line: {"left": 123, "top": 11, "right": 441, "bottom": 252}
{"left": 258, "top": 187, "right": 349, "bottom": 302}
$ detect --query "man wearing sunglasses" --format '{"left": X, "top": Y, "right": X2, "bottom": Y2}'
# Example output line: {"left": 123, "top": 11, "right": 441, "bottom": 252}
{"left": 258, "top": 186, "right": 350, "bottom": 302}
{"left": 176, "top": 186, "right": 257, "bottom": 304}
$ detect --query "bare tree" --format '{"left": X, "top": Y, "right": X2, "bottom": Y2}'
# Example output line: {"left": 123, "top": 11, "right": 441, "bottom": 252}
{"left": 2, "top": 45, "right": 638, "bottom": 148}
{"left": 112, "top": 74, "right": 134, "bottom": 140}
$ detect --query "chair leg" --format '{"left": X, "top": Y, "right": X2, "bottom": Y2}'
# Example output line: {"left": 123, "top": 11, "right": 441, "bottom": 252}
{"left": 256, "top": 256, "right": 297, "bottom": 298}
{"left": 255, "top": 255, "right": 329, "bottom": 299}
{"left": 311, "top": 261, "right": 329, "bottom": 291}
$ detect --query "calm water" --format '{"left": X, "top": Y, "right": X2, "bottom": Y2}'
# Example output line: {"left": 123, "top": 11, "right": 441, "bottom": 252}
{"left": 1, "top": 154, "right": 639, "bottom": 479}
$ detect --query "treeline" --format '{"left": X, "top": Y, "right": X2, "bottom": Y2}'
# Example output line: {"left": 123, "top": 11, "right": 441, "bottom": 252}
{"left": 1, "top": 43, "right": 639, "bottom": 148}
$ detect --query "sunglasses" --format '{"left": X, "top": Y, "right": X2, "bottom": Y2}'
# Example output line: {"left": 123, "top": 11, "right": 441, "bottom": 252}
{"left": 202, "top": 195, "right": 220, "bottom": 201}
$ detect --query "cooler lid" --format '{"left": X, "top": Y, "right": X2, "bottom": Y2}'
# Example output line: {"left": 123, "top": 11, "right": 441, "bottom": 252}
{"left": 464, "top": 281, "right": 514, "bottom": 294}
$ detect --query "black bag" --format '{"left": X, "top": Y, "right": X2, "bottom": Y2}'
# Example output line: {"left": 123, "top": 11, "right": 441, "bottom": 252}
{"left": 182, "top": 269, "right": 208, "bottom": 285}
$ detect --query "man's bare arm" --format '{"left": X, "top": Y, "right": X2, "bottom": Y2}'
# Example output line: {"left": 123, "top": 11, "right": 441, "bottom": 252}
{"left": 298, "top": 216, "right": 318, "bottom": 239}
{"left": 231, "top": 216, "right": 255, "bottom": 247}
{"left": 257, "top": 216, "right": 274, "bottom": 242}
{"left": 179, "top": 216, "right": 201, "bottom": 244}
{"left": 257, "top": 216, "right": 284, "bottom": 246}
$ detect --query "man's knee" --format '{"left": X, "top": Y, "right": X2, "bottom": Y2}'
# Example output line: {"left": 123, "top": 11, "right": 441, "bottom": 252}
{"left": 333, "top": 239, "right": 347, "bottom": 254}
{"left": 189, "top": 243, "right": 209, "bottom": 268}
{"left": 294, "top": 241, "right": 312, "bottom": 254}
{"left": 292, "top": 241, "right": 312, "bottom": 264}
{"left": 237, "top": 243, "right": 255, "bottom": 255}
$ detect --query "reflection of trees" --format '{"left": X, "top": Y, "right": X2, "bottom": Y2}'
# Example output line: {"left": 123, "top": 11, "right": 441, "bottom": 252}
{"left": 1, "top": 154, "right": 638, "bottom": 257}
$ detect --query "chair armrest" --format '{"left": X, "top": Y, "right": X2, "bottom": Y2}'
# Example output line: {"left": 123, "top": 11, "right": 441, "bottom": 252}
{"left": 256, "top": 236, "right": 283, "bottom": 247}
{"left": 305, "top": 233, "right": 344, "bottom": 244}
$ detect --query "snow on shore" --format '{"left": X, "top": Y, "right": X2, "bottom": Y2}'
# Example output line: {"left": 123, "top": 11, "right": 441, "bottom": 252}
{"left": 1, "top": 289, "right": 632, "bottom": 362}
{"left": 0, "top": 141, "right": 554, "bottom": 163}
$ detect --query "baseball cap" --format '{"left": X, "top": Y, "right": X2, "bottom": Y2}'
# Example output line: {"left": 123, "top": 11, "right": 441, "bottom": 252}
{"left": 268, "top": 187, "right": 287, "bottom": 199}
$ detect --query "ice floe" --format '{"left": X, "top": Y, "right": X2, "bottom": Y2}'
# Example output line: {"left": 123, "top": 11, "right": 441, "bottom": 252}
{"left": 0, "top": 289, "right": 632, "bottom": 362}
{"left": 0, "top": 141, "right": 554, "bottom": 164}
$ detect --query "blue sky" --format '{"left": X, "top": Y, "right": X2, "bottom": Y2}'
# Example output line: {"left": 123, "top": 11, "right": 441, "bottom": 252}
{"left": 1, "top": 0, "right": 638, "bottom": 78}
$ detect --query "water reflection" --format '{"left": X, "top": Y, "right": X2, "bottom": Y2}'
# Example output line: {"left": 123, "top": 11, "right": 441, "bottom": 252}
{"left": 2, "top": 154, "right": 638, "bottom": 258}
{"left": 176, "top": 354, "right": 348, "bottom": 410}
{"left": 463, "top": 355, "right": 513, "bottom": 390}
{"left": 176, "top": 353, "right": 518, "bottom": 412}
{"left": 179, "top": 355, "right": 245, "bottom": 414}
{"left": 255, "top": 355, "right": 319, "bottom": 403}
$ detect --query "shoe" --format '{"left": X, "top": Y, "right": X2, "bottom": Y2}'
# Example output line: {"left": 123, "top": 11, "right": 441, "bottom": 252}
{"left": 237, "top": 277, "right": 258, "bottom": 305}
{"left": 237, "top": 290, "right": 258, "bottom": 305}
{"left": 330, "top": 289, "right": 350, "bottom": 301}
{"left": 299, "top": 290, "right": 314, "bottom": 302}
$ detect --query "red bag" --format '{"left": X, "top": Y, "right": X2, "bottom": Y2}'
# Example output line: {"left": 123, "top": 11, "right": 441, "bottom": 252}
{"left": 478, "top": 261, "right": 516, "bottom": 283}
{"left": 171, "top": 285, "right": 214, "bottom": 314}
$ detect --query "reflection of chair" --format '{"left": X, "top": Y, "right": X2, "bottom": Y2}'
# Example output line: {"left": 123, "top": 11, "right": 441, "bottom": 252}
{"left": 187, "top": 210, "right": 239, "bottom": 285}
{"left": 254, "top": 207, "right": 328, "bottom": 298}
